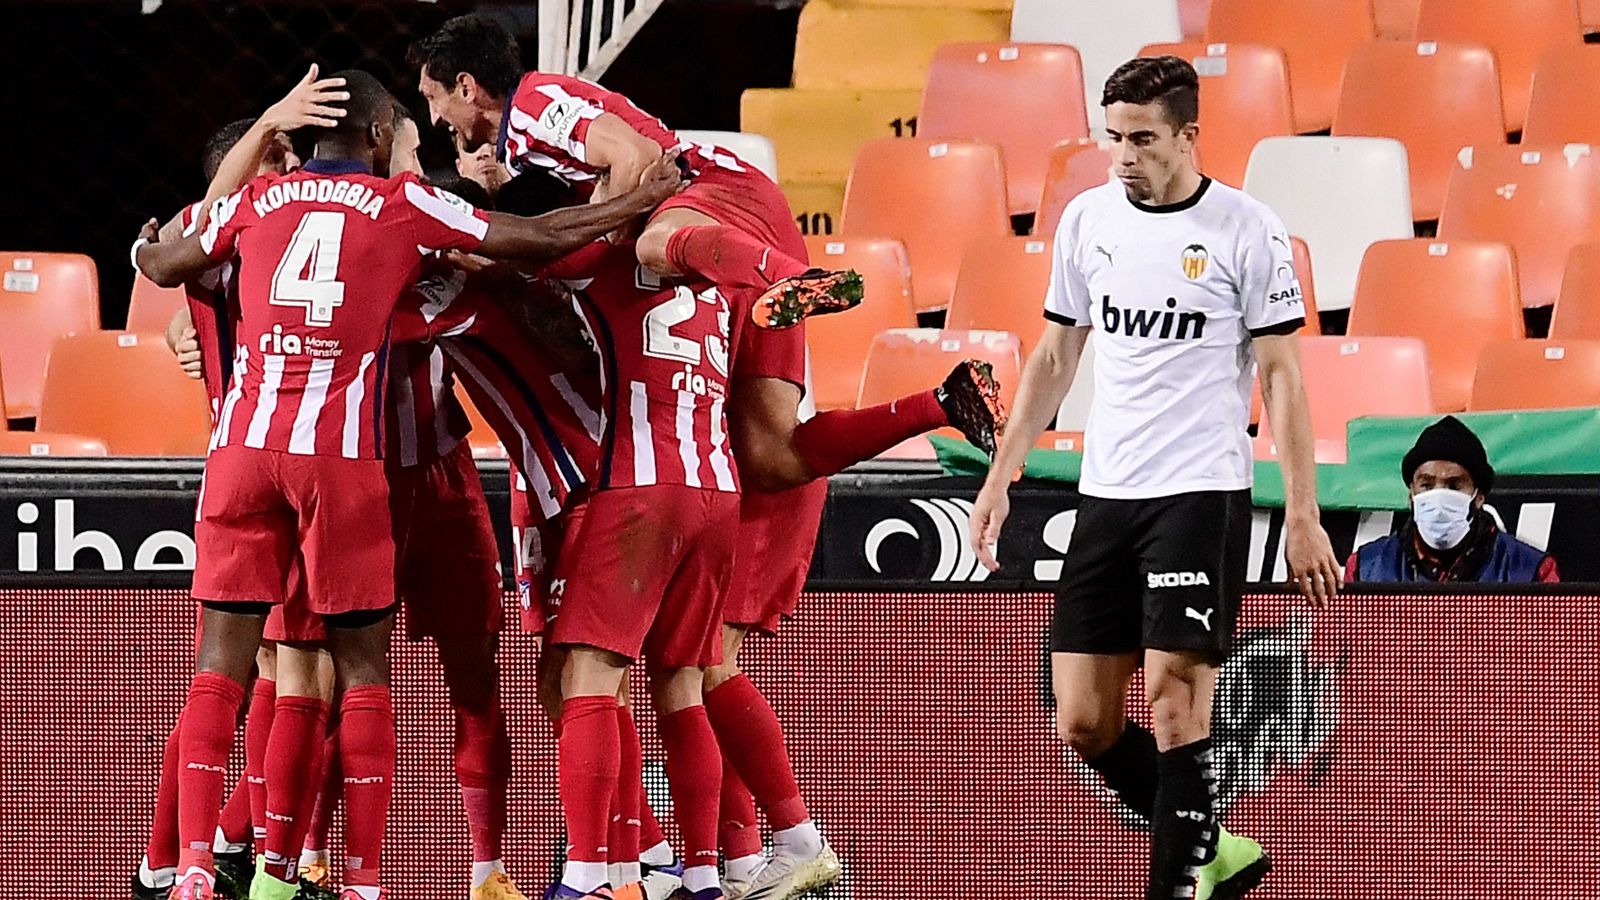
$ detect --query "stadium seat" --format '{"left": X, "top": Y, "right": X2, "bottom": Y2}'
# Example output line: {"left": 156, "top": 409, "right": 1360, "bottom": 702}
{"left": 1010, "top": 0, "right": 1183, "bottom": 131}
{"left": 1180, "top": 0, "right": 1210, "bottom": 39}
{"left": 841, "top": 138, "right": 1011, "bottom": 312}
{"left": 1437, "top": 143, "right": 1600, "bottom": 310}
{"left": 36, "top": 332, "right": 210, "bottom": 455}
{"left": 1289, "top": 236, "right": 1322, "bottom": 335}
{"left": 1254, "top": 336, "right": 1436, "bottom": 463}
{"left": 944, "top": 236, "right": 1054, "bottom": 358}
{"left": 792, "top": 0, "right": 1009, "bottom": 90}
{"left": 1587, "top": 0, "right": 1600, "bottom": 31}
{"left": 1469, "top": 339, "right": 1600, "bottom": 410}
{"left": 1374, "top": 0, "right": 1421, "bottom": 39}
{"left": 1347, "top": 240, "right": 1524, "bottom": 412}
{"left": 0, "top": 251, "right": 100, "bottom": 419}
{"left": 1205, "top": 0, "right": 1376, "bottom": 133}
{"left": 125, "top": 274, "right": 187, "bottom": 334}
{"left": 843, "top": 0, "right": 1011, "bottom": 8}
{"left": 857, "top": 328, "right": 1022, "bottom": 410}
{"left": 1037, "top": 430, "right": 1085, "bottom": 452}
{"left": 459, "top": 390, "right": 507, "bottom": 459}
{"left": 675, "top": 130, "right": 778, "bottom": 181}
{"left": 1551, "top": 244, "right": 1600, "bottom": 339}
{"left": 779, "top": 179, "right": 846, "bottom": 239}
{"left": 1034, "top": 139, "right": 1114, "bottom": 239}
{"left": 1415, "top": 0, "right": 1585, "bottom": 133}
{"left": 0, "top": 431, "right": 109, "bottom": 457}
{"left": 1243, "top": 137, "right": 1415, "bottom": 313}
{"left": 918, "top": 43, "right": 1089, "bottom": 214}
{"left": 1333, "top": 42, "right": 1506, "bottom": 222}
{"left": 802, "top": 237, "right": 917, "bottom": 410}
{"left": 1138, "top": 41, "right": 1295, "bottom": 188}
{"left": 741, "top": 88, "right": 923, "bottom": 181}
{"left": 1523, "top": 46, "right": 1600, "bottom": 146}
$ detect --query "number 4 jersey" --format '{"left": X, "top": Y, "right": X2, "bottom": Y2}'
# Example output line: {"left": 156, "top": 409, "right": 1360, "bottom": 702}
{"left": 198, "top": 160, "right": 489, "bottom": 459}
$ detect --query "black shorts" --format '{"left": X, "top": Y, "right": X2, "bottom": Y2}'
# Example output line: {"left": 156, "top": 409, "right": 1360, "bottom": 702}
{"left": 1051, "top": 489, "right": 1251, "bottom": 657}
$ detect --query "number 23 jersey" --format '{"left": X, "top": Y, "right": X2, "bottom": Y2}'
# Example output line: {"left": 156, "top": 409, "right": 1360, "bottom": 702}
{"left": 199, "top": 161, "right": 489, "bottom": 459}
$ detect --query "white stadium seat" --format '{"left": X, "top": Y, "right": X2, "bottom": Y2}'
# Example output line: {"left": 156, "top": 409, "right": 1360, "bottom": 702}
{"left": 676, "top": 129, "right": 779, "bottom": 181}
{"left": 1243, "top": 136, "right": 1415, "bottom": 313}
{"left": 1010, "top": 0, "right": 1184, "bottom": 131}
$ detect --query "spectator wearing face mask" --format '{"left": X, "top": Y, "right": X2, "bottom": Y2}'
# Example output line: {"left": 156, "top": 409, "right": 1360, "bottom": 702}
{"left": 1346, "top": 416, "right": 1559, "bottom": 583}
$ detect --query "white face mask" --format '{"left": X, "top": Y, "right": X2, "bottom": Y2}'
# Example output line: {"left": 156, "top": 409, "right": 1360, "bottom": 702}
{"left": 1412, "top": 488, "right": 1476, "bottom": 550}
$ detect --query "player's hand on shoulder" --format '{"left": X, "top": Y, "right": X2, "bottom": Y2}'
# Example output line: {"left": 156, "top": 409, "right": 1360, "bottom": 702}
{"left": 636, "top": 149, "right": 686, "bottom": 204}
{"left": 970, "top": 482, "right": 1011, "bottom": 573}
{"left": 138, "top": 217, "right": 159, "bottom": 244}
{"left": 1284, "top": 515, "right": 1341, "bottom": 609}
{"left": 261, "top": 63, "right": 349, "bottom": 133}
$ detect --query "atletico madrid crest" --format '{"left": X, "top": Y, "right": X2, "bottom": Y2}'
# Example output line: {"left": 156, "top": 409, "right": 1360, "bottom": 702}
{"left": 1181, "top": 243, "right": 1209, "bottom": 280}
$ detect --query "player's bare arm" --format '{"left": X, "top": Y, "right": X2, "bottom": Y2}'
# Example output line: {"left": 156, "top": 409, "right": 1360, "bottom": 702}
{"left": 1255, "top": 333, "right": 1342, "bottom": 607}
{"left": 970, "top": 321, "right": 1090, "bottom": 571}
{"left": 163, "top": 306, "right": 203, "bottom": 380}
{"left": 476, "top": 151, "right": 682, "bottom": 262}
{"left": 727, "top": 377, "right": 812, "bottom": 493}
{"left": 584, "top": 112, "right": 667, "bottom": 202}
{"left": 133, "top": 218, "right": 215, "bottom": 288}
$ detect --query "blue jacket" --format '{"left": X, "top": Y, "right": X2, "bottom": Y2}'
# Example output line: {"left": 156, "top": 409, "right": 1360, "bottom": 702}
{"left": 1354, "top": 530, "right": 1549, "bottom": 583}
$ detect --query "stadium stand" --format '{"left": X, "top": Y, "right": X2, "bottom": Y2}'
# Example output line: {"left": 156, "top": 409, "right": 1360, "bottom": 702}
{"left": 1347, "top": 239, "right": 1524, "bottom": 412}
{"left": 0, "top": 251, "right": 100, "bottom": 420}
{"left": 1523, "top": 45, "right": 1600, "bottom": 145}
{"left": 1333, "top": 41, "right": 1507, "bottom": 221}
{"left": 1415, "top": 0, "right": 1584, "bottom": 134}
{"left": 1204, "top": 0, "right": 1376, "bottom": 133}
{"left": 740, "top": 88, "right": 923, "bottom": 182}
{"left": 1551, "top": 243, "right": 1600, "bottom": 339}
{"left": 0, "top": 430, "right": 109, "bottom": 457}
{"left": 858, "top": 328, "right": 1021, "bottom": 408}
{"left": 1290, "top": 236, "right": 1322, "bottom": 335}
{"left": 1034, "top": 138, "right": 1114, "bottom": 238}
{"left": 1374, "top": 0, "right": 1422, "bottom": 39}
{"left": 792, "top": 0, "right": 1010, "bottom": 90}
{"left": 1179, "top": 0, "right": 1210, "bottom": 39}
{"left": 1138, "top": 41, "right": 1296, "bottom": 188}
{"left": 802, "top": 236, "right": 918, "bottom": 410}
{"left": 125, "top": 274, "right": 187, "bottom": 334}
{"left": 944, "top": 236, "right": 1055, "bottom": 357}
{"left": 35, "top": 332, "right": 210, "bottom": 455}
{"left": 1008, "top": 0, "right": 1183, "bottom": 131}
{"left": 675, "top": 130, "right": 779, "bottom": 180}
{"left": 1470, "top": 339, "right": 1600, "bottom": 410}
{"left": 1253, "top": 336, "right": 1436, "bottom": 463}
{"left": 918, "top": 42, "right": 1088, "bottom": 214}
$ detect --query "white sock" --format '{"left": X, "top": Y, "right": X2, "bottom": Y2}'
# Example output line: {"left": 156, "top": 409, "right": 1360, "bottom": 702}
{"left": 774, "top": 821, "right": 823, "bottom": 859}
{"left": 212, "top": 825, "right": 248, "bottom": 855}
{"left": 725, "top": 853, "right": 765, "bottom": 883}
{"left": 682, "top": 865, "right": 719, "bottom": 893}
{"left": 640, "top": 840, "right": 674, "bottom": 867}
{"left": 178, "top": 866, "right": 215, "bottom": 889}
{"left": 562, "top": 860, "right": 608, "bottom": 892}
{"left": 607, "top": 862, "right": 641, "bottom": 885}
{"left": 472, "top": 860, "right": 505, "bottom": 889}
{"left": 347, "top": 887, "right": 383, "bottom": 900}
{"left": 300, "top": 847, "right": 330, "bottom": 869}
{"left": 138, "top": 856, "right": 176, "bottom": 889}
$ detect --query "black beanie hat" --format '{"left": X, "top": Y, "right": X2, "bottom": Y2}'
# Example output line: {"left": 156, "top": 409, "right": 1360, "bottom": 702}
{"left": 1402, "top": 415, "right": 1495, "bottom": 494}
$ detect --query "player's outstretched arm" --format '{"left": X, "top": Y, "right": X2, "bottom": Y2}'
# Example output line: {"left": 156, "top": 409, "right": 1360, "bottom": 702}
{"left": 970, "top": 321, "right": 1089, "bottom": 571}
{"left": 1256, "top": 333, "right": 1342, "bottom": 607}
{"left": 132, "top": 219, "right": 214, "bottom": 288}
{"left": 477, "top": 151, "right": 683, "bottom": 263}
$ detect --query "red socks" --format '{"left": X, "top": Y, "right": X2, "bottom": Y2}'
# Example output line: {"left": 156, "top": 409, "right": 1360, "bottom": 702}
{"left": 659, "top": 705, "right": 723, "bottom": 873}
{"left": 559, "top": 695, "right": 622, "bottom": 866}
{"left": 455, "top": 698, "right": 511, "bottom": 863}
{"left": 176, "top": 671, "right": 246, "bottom": 874}
{"left": 303, "top": 730, "right": 341, "bottom": 856}
{"left": 144, "top": 720, "right": 182, "bottom": 870}
{"left": 664, "top": 225, "right": 808, "bottom": 290}
{"left": 341, "top": 685, "right": 397, "bottom": 888}
{"left": 262, "top": 695, "right": 330, "bottom": 881}
{"left": 218, "top": 773, "right": 252, "bottom": 848}
{"left": 610, "top": 705, "right": 644, "bottom": 869}
{"left": 792, "top": 391, "right": 948, "bottom": 478}
{"left": 243, "top": 677, "right": 277, "bottom": 848}
{"left": 720, "top": 756, "right": 762, "bottom": 861}
{"left": 705, "top": 674, "right": 810, "bottom": 830}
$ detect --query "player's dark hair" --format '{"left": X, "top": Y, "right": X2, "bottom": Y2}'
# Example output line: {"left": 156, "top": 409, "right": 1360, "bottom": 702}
{"left": 495, "top": 170, "right": 578, "bottom": 217}
{"left": 202, "top": 118, "right": 257, "bottom": 182}
{"left": 392, "top": 100, "right": 415, "bottom": 127}
{"left": 303, "top": 69, "right": 398, "bottom": 147}
{"left": 1102, "top": 56, "right": 1199, "bottom": 130}
{"left": 408, "top": 14, "right": 524, "bottom": 98}
{"left": 428, "top": 176, "right": 494, "bottom": 211}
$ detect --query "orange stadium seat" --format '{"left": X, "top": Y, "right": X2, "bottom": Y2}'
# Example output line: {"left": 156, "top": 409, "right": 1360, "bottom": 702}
{"left": 1551, "top": 243, "right": 1600, "bottom": 339}
{"left": 1334, "top": 42, "right": 1506, "bottom": 221}
{"left": 1289, "top": 237, "right": 1322, "bottom": 335}
{"left": 0, "top": 359, "right": 6, "bottom": 430}
{"left": 781, "top": 180, "right": 847, "bottom": 240}
{"left": 841, "top": 138, "right": 1011, "bottom": 312}
{"left": 0, "top": 431, "right": 109, "bottom": 457}
{"left": 1470, "top": 339, "right": 1600, "bottom": 410}
{"left": 802, "top": 236, "right": 917, "bottom": 410}
{"left": 36, "top": 332, "right": 210, "bottom": 455}
{"left": 1347, "top": 240, "right": 1524, "bottom": 412}
{"left": 1374, "top": 0, "right": 1421, "bottom": 39}
{"left": 792, "top": 0, "right": 1010, "bottom": 90}
{"left": 459, "top": 390, "right": 507, "bottom": 459}
{"left": 1587, "top": 0, "right": 1600, "bottom": 31}
{"left": 1205, "top": 0, "right": 1375, "bottom": 133}
{"left": 740, "top": 88, "right": 923, "bottom": 181}
{"left": 1139, "top": 42, "right": 1295, "bottom": 188}
{"left": 1255, "top": 336, "right": 1435, "bottom": 463}
{"left": 1523, "top": 46, "right": 1600, "bottom": 146}
{"left": 1415, "top": 0, "right": 1585, "bottom": 133}
{"left": 857, "top": 328, "right": 1022, "bottom": 409}
{"left": 0, "top": 251, "right": 100, "bottom": 419}
{"left": 125, "top": 274, "right": 187, "bottom": 334}
{"left": 919, "top": 43, "right": 1088, "bottom": 215}
{"left": 1438, "top": 143, "right": 1600, "bottom": 310}
{"left": 944, "top": 236, "right": 1054, "bottom": 358}
{"left": 1180, "top": 0, "right": 1211, "bottom": 39}
{"left": 1034, "top": 139, "right": 1113, "bottom": 239}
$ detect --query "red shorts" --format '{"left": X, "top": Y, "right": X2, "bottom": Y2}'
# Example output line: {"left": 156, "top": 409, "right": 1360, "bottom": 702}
{"left": 509, "top": 472, "right": 589, "bottom": 635}
{"left": 657, "top": 160, "right": 806, "bottom": 262}
{"left": 722, "top": 481, "right": 827, "bottom": 635}
{"left": 549, "top": 485, "right": 740, "bottom": 668}
{"left": 389, "top": 441, "right": 502, "bottom": 641}
{"left": 263, "top": 563, "right": 323, "bottom": 643}
{"left": 193, "top": 447, "right": 395, "bottom": 618}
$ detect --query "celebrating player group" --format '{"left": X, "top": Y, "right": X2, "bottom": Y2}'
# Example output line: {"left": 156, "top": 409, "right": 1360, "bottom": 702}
{"left": 130, "top": 14, "right": 1004, "bottom": 900}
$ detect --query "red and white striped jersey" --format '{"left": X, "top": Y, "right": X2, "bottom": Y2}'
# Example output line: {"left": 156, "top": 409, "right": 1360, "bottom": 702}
{"left": 383, "top": 341, "right": 471, "bottom": 470}
{"left": 394, "top": 265, "right": 603, "bottom": 522}
{"left": 199, "top": 161, "right": 489, "bottom": 459}
{"left": 559, "top": 241, "right": 739, "bottom": 493}
{"left": 178, "top": 201, "right": 238, "bottom": 422}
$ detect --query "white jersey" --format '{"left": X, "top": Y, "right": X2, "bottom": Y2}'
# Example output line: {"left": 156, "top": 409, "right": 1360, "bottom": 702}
{"left": 1045, "top": 177, "right": 1305, "bottom": 500}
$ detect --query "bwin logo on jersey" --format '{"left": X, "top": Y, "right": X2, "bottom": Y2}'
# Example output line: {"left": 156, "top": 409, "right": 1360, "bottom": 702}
{"left": 1147, "top": 570, "right": 1212, "bottom": 588}
{"left": 863, "top": 498, "right": 991, "bottom": 582}
{"left": 1101, "top": 295, "right": 1207, "bottom": 340}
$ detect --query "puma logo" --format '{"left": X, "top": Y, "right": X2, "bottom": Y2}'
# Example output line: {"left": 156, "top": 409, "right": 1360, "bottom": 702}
{"left": 1186, "top": 606, "right": 1214, "bottom": 632}
{"left": 1094, "top": 244, "right": 1115, "bottom": 266}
